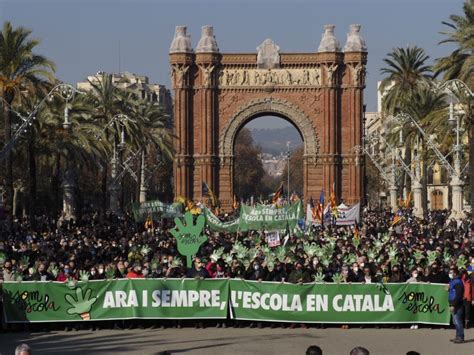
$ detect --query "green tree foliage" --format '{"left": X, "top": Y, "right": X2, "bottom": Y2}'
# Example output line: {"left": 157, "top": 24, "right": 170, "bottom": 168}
{"left": 234, "top": 128, "right": 266, "bottom": 200}
{"left": 281, "top": 146, "right": 304, "bottom": 197}
{"left": 435, "top": 0, "right": 474, "bottom": 207}
{"left": 0, "top": 21, "right": 55, "bottom": 216}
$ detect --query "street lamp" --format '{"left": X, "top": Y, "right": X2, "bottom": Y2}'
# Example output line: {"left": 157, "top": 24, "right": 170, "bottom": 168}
{"left": 99, "top": 113, "right": 133, "bottom": 215}
{"left": 389, "top": 110, "right": 465, "bottom": 220}
{"left": 286, "top": 141, "right": 290, "bottom": 200}
{"left": 0, "top": 83, "right": 84, "bottom": 161}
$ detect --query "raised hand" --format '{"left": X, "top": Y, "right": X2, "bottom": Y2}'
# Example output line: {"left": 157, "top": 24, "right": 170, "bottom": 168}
{"left": 65, "top": 287, "right": 98, "bottom": 320}
{"left": 170, "top": 212, "right": 207, "bottom": 267}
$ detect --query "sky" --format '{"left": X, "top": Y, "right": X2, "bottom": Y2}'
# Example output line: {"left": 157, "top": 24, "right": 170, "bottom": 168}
{"left": 0, "top": 0, "right": 463, "bottom": 130}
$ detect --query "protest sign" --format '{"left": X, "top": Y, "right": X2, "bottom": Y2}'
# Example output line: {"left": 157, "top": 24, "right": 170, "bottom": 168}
{"left": 2, "top": 279, "right": 449, "bottom": 325}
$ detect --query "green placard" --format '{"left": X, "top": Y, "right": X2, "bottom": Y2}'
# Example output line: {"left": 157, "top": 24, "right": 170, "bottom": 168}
{"left": 131, "top": 200, "right": 183, "bottom": 222}
{"left": 170, "top": 212, "right": 207, "bottom": 267}
{"left": 2, "top": 279, "right": 229, "bottom": 323}
{"left": 229, "top": 280, "right": 449, "bottom": 325}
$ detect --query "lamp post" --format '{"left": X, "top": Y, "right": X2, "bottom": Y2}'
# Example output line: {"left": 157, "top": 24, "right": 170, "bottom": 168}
{"left": 375, "top": 134, "right": 423, "bottom": 217}
{"left": 389, "top": 110, "right": 465, "bottom": 220}
{"left": 1, "top": 83, "right": 84, "bottom": 220}
{"left": 105, "top": 113, "right": 132, "bottom": 215}
{"left": 0, "top": 83, "right": 83, "bottom": 161}
{"left": 352, "top": 144, "right": 397, "bottom": 211}
{"left": 286, "top": 141, "right": 290, "bottom": 200}
{"left": 447, "top": 101, "right": 465, "bottom": 220}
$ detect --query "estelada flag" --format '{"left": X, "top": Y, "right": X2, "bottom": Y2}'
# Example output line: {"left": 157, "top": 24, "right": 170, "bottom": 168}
{"left": 391, "top": 210, "right": 403, "bottom": 226}
{"left": 272, "top": 182, "right": 284, "bottom": 204}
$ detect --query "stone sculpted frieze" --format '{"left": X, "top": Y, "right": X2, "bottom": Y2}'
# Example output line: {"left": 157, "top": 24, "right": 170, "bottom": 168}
{"left": 218, "top": 68, "right": 322, "bottom": 87}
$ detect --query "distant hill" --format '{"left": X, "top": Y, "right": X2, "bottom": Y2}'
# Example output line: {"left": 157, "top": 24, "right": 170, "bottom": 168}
{"left": 250, "top": 126, "right": 303, "bottom": 155}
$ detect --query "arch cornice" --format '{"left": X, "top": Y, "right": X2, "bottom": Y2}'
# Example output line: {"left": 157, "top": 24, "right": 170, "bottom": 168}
{"left": 218, "top": 98, "right": 320, "bottom": 159}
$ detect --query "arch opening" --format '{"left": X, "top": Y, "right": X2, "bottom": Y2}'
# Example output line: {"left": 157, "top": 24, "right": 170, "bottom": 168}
{"left": 233, "top": 115, "right": 304, "bottom": 202}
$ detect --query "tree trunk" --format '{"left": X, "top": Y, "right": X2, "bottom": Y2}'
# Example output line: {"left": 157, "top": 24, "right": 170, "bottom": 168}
{"left": 2, "top": 95, "right": 14, "bottom": 221}
{"left": 28, "top": 131, "right": 37, "bottom": 219}
{"left": 469, "top": 117, "right": 474, "bottom": 209}
{"left": 52, "top": 153, "right": 61, "bottom": 216}
{"left": 421, "top": 150, "right": 428, "bottom": 212}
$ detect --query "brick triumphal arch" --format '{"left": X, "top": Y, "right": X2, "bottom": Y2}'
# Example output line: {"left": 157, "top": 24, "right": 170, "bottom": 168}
{"left": 169, "top": 25, "right": 367, "bottom": 209}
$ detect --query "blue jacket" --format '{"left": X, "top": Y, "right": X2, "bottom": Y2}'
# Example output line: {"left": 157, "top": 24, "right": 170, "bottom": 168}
{"left": 448, "top": 277, "right": 464, "bottom": 308}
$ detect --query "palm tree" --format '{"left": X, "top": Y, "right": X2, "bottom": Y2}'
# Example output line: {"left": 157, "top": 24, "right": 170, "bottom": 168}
{"left": 435, "top": 0, "right": 474, "bottom": 208}
{"left": 86, "top": 73, "right": 129, "bottom": 213}
{"left": 380, "top": 46, "right": 433, "bottom": 199}
{"left": 0, "top": 21, "right": 55, "bottom": 217}
{"left": 128, "top": 99, "right": 174, "bottom": 202}
{"left": 380, "top": 46, "right": 433, "bottom": 114}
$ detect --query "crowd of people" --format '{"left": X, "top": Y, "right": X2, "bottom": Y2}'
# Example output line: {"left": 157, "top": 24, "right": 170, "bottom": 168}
{"left": 0, "top": 207, "right": 473, "bottom": 330}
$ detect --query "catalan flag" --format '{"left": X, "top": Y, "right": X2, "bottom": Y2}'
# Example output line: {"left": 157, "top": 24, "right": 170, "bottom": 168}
{"left": 353, "top": 223, "right": 360, "bottom": 240}
{"left": 329, "top": 188, "right": 339, "bottom": 218}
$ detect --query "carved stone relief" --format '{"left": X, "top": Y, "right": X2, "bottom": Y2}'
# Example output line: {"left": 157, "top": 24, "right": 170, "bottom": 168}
{"left": 218, "top": 68, "right": 322, "bottom": 87}
{"left": 171, "top": 65, "right": 190, "bottom": 87}
{"left": 198, "top": 64, "right": 215, "bottom": 87}
{"left": 257, "top": 39, "right": 280, "bottom": 69}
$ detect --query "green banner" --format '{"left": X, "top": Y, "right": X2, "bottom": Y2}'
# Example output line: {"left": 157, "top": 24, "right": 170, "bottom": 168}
{"left": 239, "top": 202, "right": 303, "bottom": 232}
{"left": 202, "top": 207, "right": 240, "bottom": 233}
{"left": 230, "top": 280, "right": 449, "bottom": 325}
{"left": 2, "top": 279, "right": 450, "bottom": 325}
{"left": 2, "top": 279, "right": 228, "bottom": 323}
{"left": 131, "top": 200, "right": 183, "bottom": 222}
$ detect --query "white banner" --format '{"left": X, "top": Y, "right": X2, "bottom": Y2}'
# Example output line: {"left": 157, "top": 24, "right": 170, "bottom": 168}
{"left": 335, "top": 203, "right": 360, "bottom": 225}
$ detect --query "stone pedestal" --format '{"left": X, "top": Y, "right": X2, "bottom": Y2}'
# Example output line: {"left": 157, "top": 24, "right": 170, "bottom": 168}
{"left": 412, "top": 180, "right": 423, "bottom": 219}
{"left": 139, "top": 151, "right": 147, "bottom": 203}
{"left": 449, "top": 176, "right": 465, "bottom": 220}
{"left": 62, "top": 169, "right": 76, "bottom": 220}
{"left": 389, "top": 186, "right": 398, "bottom": 212}
{"left": 109, "top": 156, "right": 120, "bottom": 214}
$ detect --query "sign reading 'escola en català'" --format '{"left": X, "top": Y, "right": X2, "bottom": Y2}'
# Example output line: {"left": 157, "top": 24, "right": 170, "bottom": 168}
{"left": 2, "top": 279, "right": 449, "bottom": 325}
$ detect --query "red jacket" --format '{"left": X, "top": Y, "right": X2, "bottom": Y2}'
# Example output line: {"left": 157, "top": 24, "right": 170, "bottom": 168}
{"left": 126, "top": 271, "right": 144, "bottom": 279}
{"left": 461, "top": 274, "right": 472, "bottom": 301}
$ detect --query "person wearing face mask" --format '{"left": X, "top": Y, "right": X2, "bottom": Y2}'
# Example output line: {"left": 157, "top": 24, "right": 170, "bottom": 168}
{"left": 246, "top": 261, "right": 268, "bottom": 281}
{"left": 362, "top": 267, "right": 374, "bottom": 284}
{"left": 288, "top": 261, "right": 311, "bottom": 284}
{"left": 389, "top": 265, "right": 403, "bottom": 283}
{"left": 406, "top": 268, "right": 420, "bottom": 284}
{"left": 96, "top": 264, "right": 106, "bottom": 280}
{"left": 349, "top": 263, "right": 364, "bottom": 282}
{"left": 267, "top": 261, "right": 287, "bottom": 282}
{"left": 89, "top": 267, "right": 99, "bottom": 280}
{"left": 448, "top": 267, "right": 464, "bottom": 343}
{"left": 425, "top": 263, "right": 449, "bottom": 284}
{"left": 127, "top": 263, "right": 144, "bottom": 278}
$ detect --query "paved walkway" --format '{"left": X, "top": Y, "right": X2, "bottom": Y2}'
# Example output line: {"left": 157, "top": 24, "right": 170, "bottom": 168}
{"left": 1, "top": 326, "right": 473, "bottom": 354}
